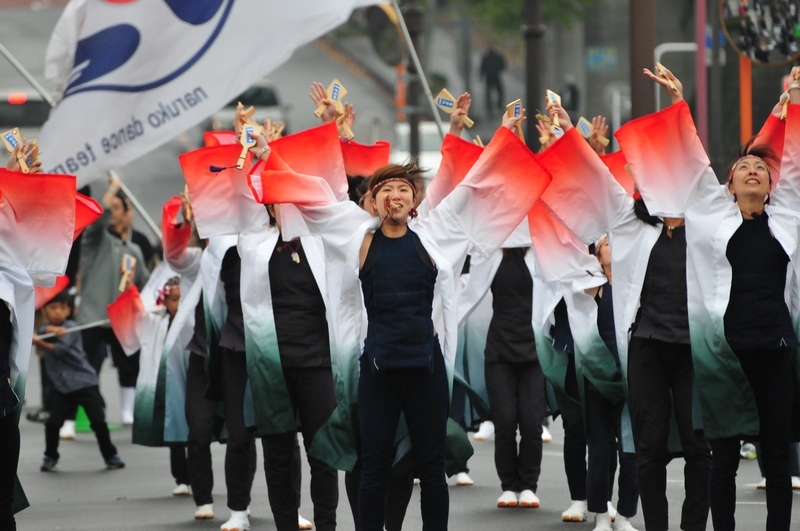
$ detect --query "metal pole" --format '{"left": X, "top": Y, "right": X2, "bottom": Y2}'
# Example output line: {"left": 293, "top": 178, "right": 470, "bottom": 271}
{"left": 36, "top": 319, "right": 110, "bottom": 340}
{"left": 695, "top": 0, "right": 708, "bottom": 149}
{"left": 0, "top": 41, "right": 56, "bottom": 106}
{"left": 710, "top": 0, "right": 724, "bottom": 173}
{"left": 523, "top": 0, "right": 545, "bottom": 149}
{"left": 0, "top": 40, "right": 162, "bottom": 241}
{"left": 391, "top": 0, "right": 446, "bottom": 140}
{"left": 630, "top": 0, "right": 657, "bottom": 118}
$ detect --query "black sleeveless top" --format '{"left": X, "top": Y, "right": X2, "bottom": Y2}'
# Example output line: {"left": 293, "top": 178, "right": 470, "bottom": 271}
{"left": 633, "top": 225, "right": 690, "bottom": 344}
{"left": 360, "top": 229, "right": 438, "bottom": 371}
{"left": 219, "top": 246, "right": 246, "bottom": 351}
{"left": 595, "top": 282, "right": 620, "bottom": 368}
{"left": 724, "top": 214, "right": 798, "bottom": 350}
{"left": 269, "top": 237, "right": 330, "bottom": 367}
{"left": 485, "top": 248, "right": 537, "bottom": 363}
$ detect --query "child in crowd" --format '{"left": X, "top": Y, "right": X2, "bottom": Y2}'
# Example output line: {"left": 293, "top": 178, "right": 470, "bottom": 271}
{"left": 33, "top": 290, "right": 125, "bottom": 472}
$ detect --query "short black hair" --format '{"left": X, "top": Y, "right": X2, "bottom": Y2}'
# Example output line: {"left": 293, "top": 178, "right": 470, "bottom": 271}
{"left": 45, "top": 288, "right": 72, "bottom": 308}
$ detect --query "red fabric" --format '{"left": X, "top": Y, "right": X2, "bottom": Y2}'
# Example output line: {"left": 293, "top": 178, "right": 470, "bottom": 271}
{"left": 268, "top": 122, "right": 347, "bottom": 201}
{"left": 614, "top": 100, "right": 708, "bottom": 216}
{"left": 179, "top": 144, "right": 257, "bottom": 236}
{"left": 253, "top": 167, "right": 338, "bottom": 207}
{"left": 73, "top": 193, "right": 103, "bottom": 241}
{"left": 204, "top": 131, "right": 237, "bottom": 147}
{"left": 753, "top": 114, "right": 784, "bottom": 188}
{"left": 600, "top": 151, "right": 635, "bottom": 197}
{"left": 0, "top": 169, "right": 76, "bottom": 278}
{"left": 425, "top": 134, "right": 483, "bottom": 209}
{"left": 107, "top": 285, "right": 144, "bottom": 355}
{"left": 340, "top": 139, "right": 391, "bottom": 178}
{"left": 161, "top": 196, "right": 191, "bottom": 264}
{"left": 34, "top": 275, "right": 70, "bottom": 310}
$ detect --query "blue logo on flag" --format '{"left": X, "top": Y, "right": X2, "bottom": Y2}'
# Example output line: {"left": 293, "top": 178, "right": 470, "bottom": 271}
{"left": 64, "top": 0, "right": 232, "bottom": 98}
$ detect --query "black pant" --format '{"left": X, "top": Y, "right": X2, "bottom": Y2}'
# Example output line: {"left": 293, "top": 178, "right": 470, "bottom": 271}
{"left": 709, "top": 347, "right": 794, "bottom": 531}
{"left": 345, "top": 459, "right": 416, "bottom": 531}
{"left": 170, "top": 445, "right": 189, "bottom": 486}
{"left": 627, "top": 337, "right": 710, "bottom": 531}
{"left": 485, "top": 360, "right": 545, "bottom": 492}
{"left": 484, "top": 77, "right": 504, "bottom": 114}
{"left": 45, "top": 386, "right": 117, "bottom": 461}
{"left": 81, "top": 327, "right": 139, "bottom": 387}
{"left": 262, "top": 366, "right": 338, "bottom": 531}
{"left": 358, "top": 350, "right": 449, "bottom": 531}
{"left": 0, "top": 414, "right": 19, "bottom": 531}
{"left": 584, "top": 380, "right": 639, "bottom": 517}
{"left": 0, "top": 303, "right": 17, "bottom": 530}
{"left": 220, "top": 349, "right": 257, "bottom": 511}
{"left": 186, "top": 352, "right": 218, "bottom": 506}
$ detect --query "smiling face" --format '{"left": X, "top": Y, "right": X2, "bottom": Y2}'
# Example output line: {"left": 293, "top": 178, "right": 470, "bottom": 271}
{"left": 372, "top": 179, "right": 415, "bottom": 222}
{"left": 164, "top": 287, "right": 181, "bottom": 319}
{"left": 728, "top": 155, "right": 771, "bottom": 201}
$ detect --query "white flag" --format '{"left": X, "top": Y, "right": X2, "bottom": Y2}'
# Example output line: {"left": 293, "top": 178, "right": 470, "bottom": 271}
{"left": 39, "top": 0, "right": 379, "bottom": 186}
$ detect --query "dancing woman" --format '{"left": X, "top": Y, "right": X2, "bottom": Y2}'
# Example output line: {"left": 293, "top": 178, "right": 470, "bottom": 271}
{"left": 641, "top": 67, "right": 799, "bottom": 531}
{"left": 537, "top": 81, "right": 712, "bottom": 531}
{"left": 250, "top": 111, "right": 551, "bottom": 530}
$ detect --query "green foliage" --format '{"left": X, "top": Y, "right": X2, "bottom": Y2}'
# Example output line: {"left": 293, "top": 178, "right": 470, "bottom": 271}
{"left": 461, "top": 0, "right": 594, "bottom": 31}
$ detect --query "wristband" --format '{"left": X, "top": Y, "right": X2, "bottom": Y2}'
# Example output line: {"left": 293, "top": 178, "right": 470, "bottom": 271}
{"left": 255, "top": 145, "right": 271, "bottom": 159}
{"left": 788, "top": 84, "right": 800, "bottom": 92}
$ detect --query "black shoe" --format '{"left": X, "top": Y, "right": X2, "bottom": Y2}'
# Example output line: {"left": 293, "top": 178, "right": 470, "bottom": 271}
{"left": 40, "top": 457, "right": 58, "bottom": 472}
{"left": 105, "top": 455, "right": 125, "bottom": 470}
{"left": 27, "top": 409, "right": 49, "bottom": 423}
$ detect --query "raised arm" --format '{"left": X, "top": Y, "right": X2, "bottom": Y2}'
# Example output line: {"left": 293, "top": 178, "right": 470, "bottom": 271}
{"left": 161, "top": 195, "right": 201, "bottom": 276}
{"left": 419, "top": 123, "right": 552, "bottom": 260}
{"left": 772, "top": 85, "right": 800, "bottom": 209}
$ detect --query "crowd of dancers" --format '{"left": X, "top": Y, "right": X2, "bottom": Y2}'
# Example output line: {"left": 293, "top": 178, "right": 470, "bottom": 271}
{"left": 0, "top": 63, "right": 799, "bottom": 531}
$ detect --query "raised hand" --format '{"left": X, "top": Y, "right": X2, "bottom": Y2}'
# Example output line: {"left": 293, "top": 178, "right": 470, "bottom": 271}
{"left": 643, "top": 67, "right": 684, "bottom": 105}
{"left": 310, "top": 81, "right": 337, "bottom": 124}
{"left": 545, "top": 100, "right": 572, "bottom": 132}
{"left": 449, "top": 92, "right": 472, "bottom": 136}
{"left": 535, "top": 119, "right": 556, "bottom": 151}
{"left": 589, "top": 115, "right": 609, "bottom": 155}
{"left": 502, "top": 107, "right": 525, "bottom": 131}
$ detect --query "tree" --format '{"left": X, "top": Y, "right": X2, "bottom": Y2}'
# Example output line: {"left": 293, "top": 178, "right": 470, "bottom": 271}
{"left": 462, "top": 0, "right": 595, "bottom": 31}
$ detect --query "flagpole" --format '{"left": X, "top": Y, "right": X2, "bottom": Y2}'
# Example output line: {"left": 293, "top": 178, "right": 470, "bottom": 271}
{"left": 0, "top": 40, "right": 162, "bottom": 241}
{"left": 390, "top": 0, "right": 447, "bottom": 140}
{"left": 35, "top": 319, "right": 111, "bottom": 340}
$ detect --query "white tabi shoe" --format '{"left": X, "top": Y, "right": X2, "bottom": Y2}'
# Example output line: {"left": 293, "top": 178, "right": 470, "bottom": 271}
{"left": 562, "top": 499, "right": 588, "bottom": 522}
{"left": 497, "top": 490, "right": 519, "bottom": 508}
{"left": 194, "top": 504, "right": 214, "bottom": 520}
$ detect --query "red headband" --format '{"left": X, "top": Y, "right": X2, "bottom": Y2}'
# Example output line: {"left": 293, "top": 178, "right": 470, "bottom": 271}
{"left": 370, "top": 177, "right": 416, "bottom": 197}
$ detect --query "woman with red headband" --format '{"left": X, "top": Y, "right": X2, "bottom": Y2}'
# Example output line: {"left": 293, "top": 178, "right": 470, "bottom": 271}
{"left": 251, "top": 109, "right": 551, "bottom": 530}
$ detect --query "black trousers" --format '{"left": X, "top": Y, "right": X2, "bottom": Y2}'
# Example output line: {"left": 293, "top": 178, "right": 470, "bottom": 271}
{"left": 220, "top": 350, "right": 302, "bottom": 512}
{"left": 0, "top": 303, "right": 17, "bottom": 530}
{"left": 45, "top": 386, "right": 117, "bottom": 461}
{"left": 627, "top": 337, "right": 710, "bottom": 531}
{"left": 82, "top": 327, "right": 139, "bottom": 387}
{"left": 584, "top": 380, "right": 639, "bottom": 517}
{"left": 484, "top": 77, "right": 505, "bottom": 113}
{"left": 344, "top": 459, "right": 415, "bottom": 531}
{"left": 170, "top": 445, "right": 189, "bottom": 486}
{"left": 709, "top": 347, "right": 794, "bottom": 531}
{"left": 220, "top": 349, "right": 257, "bottom": 511}
{"left": 485, "top": 360, "right": 545, "bottom": 492}
{"left": 0, "top": 414, "right": 18, "bottom": 531}
{"left": 262, "top": 366, "right": 338, "bottom": 531}
{"left": 358, "top": 349, "right": 449, "bottom": 531}
{"left": 185, "top": 352, "right": 218, "bottom": 506}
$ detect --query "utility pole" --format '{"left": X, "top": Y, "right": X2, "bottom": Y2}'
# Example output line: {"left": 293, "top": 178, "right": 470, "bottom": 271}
{"left": 630, "top": 0, "right": 656, "bottom": 118}
{"left": 523, "top": 0, "right": 545, "bottom": 149}
{"left": 402, "top": 0, "right": 424, "bottom": 162}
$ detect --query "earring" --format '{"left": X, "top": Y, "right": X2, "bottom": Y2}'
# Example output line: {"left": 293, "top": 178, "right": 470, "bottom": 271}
{"left": 409, "top": 207, "right": 418, "bottom": 219}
